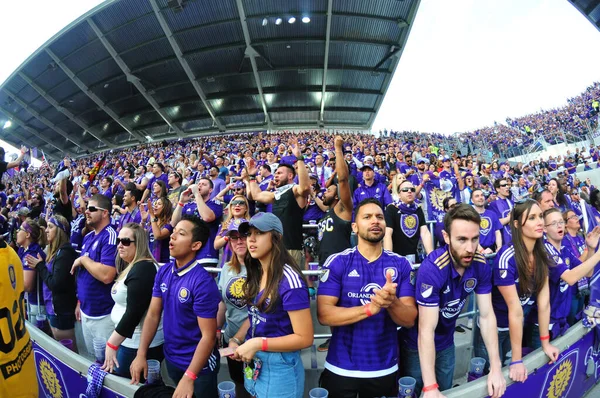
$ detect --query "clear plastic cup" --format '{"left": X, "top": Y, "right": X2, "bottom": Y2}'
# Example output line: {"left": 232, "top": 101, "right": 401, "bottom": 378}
{"left": 470, "top": 357, "right": 486, "bottom": 376}
{"left": 92, "top": 337, "right": 106, "bottom": 364}
{"left": 309, "top": 388, "right": 329, "bottom": 398}
{"left": 218, "top": 381, "right": 236, "bottom": 398}
{"left": 398, "top": 376, "right": 416, "bottom": 397}
{"left": 146, "top": 359, "right": 161, "bottom": 384}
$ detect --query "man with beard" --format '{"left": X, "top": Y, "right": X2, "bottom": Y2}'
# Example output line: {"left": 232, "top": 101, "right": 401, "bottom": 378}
{"left": 115, "top": 188, "right": 142, "bottom": 232}
{"left": 472, "top": 189, "right": 502, "bottom": 254}
{"left": 400, "top": 204, "right": 506, "bottom": 398}
{"left": 317, "top": 198, "right": 417, "bottom": 397}
{"left": 384, "top": 180, "right": 433, "bottom": 263}
{"left": 208, "top": 166, "right": 226, "bottom": 200}
{"left": 488, "top": 178, "right": 514, "bottom": 245}
{"left": 71, "top": 194, "right": 117, "bottom": 358}
{"left": 246, "top": 137, "right": 310, "bottom": 266}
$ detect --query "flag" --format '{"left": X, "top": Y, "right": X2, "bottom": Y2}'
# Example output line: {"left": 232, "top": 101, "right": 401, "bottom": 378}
{"left": 88, "top": 155, "right": 106, "bottom": 183}
{"left": 40, "top": 149, "right": 49, "bottom": 169}
{"left": 31, "top": 147, "right": 37, "bottom": 159}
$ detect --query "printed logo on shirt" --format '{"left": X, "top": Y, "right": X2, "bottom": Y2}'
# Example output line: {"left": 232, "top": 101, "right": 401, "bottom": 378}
{"left": 441, "top": 298, "right": 466, "bottom": 319}
{"left": 565, "top": 258, "right": 570, "bottom": 266}
{"left": 348, "top": 269, "right": 360, "bottom": 277}
{"left": 8, "top": 264, "right": 16, "bottom": 290}
{"left": 443, "top": 285, "right": 450, "bottom": 294}
{"left": 464, "top": 278, "right": 477, "bottom": 293}
{"left": 421, "top": 283, "right": 433, "bottom": 298}
{"left": 400, "top": 214, "right": 419, "bottom": 238}
{"left": 160, "top": 282, "right": 168, "bottom": 293}
{"left": 347, "top": 283, "right": 381, "bottom": 305}
{"left": 560, "top": 281, "right": 569, "bottom": 293}
{"left": 178, "top": 287, "right": 191, "bottom": 303}
{"left": 226, "top": 277, "right": 247, "bottom": 309}
{"left": 384, "top": 267, "right": 397, "bottom": 282}
{"left": 553, "top": 255, "right": 562, "bottom": 265}
{"left": 320, "top": 269, "right": 330, "bottom": 283}
{"left": 499, "top": 270, "right": 508, "bottom": 279}
{"left": 480, "top": 217, "right": 491, "bottom": 235}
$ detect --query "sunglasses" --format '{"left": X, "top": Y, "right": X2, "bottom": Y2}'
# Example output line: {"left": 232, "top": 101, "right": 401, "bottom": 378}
{"left": 229, "top": 234, "right": 247, "bottom": 242}
{"left": 230, "top": 200, "right": 246, "bottom": 207}
{"left": 116, "top": 237, "right": 136, "bottom": 246}
{"left": 87, "top": 206, "right": 107, "bottom": 212}
{"left": 400, "top": 187, "right": 416, "bottom": 193}
{"left": 499, "top": 184, "right": 509, "bottom": 188}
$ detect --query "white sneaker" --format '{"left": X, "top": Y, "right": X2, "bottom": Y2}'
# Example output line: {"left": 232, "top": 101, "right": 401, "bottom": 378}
{"left": 51, "top": 168, "right": 70, "bottom": 183}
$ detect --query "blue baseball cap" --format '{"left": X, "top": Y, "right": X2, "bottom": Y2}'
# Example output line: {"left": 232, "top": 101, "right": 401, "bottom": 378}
{"left": 238, "top": 212, "right": 283, "bottom": 236}
{"left": 227, "top": 218, "right": 249, "bottom": 235}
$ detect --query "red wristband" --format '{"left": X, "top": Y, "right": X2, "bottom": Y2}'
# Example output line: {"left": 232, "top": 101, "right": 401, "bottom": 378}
{"left": 540, "top": 334, "right": 550, "bottom": 341}
{"left": 422, "top": 383, "right": 439, "bottom": 392}
{"left": 106, "top": 342, "right": 118, "bottom": 351}
{"left": 262, "top": 337, "right": 268, "bottom": 351}
{"left": 178, "top": 202, "right": 184, "bottom": 207}
{"left": 364, "top": 303, "right": 373, "bottom": 317}
{"left": 184, "top": 370, "right": 197, "bottom": 380}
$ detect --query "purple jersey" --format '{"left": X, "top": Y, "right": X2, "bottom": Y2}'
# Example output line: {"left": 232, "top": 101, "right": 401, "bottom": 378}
{"left": 148, "top": 222, "right": 173, "bottom": 263}
{"left": 18, "top": 243, "right": 46, "bottom": 306}
{"left": 246, "top": 265, "right": 309, "bottom": 341}
{"left": 352, "top": 182, "right": 393, "bottom": 209}
{"left": 147, "top": 173, "right": 169, "bottom": 193}
{"left": 152, "top": 258, "right": 221, "bottom": 373}
{"left": 491, "top": 245, "right": 536, "bottom": 330}
{"left": 79, "top": 225, "right": 117, "bottom": 316}
{"left": 404, "top": 247, "right": 490, "bottom": 351}
{"left": 70, "top": 214, "right": 86, "bottom": 250}
{"left": 318, "top": 248, "right": 414, "bottom": 377}
{"left": 182, "top": 199, "right": 223, "bottom": 264}
{"left": 303, "top": 200, "right": 325, "bottom": 223}
{"left": 118, "top": 206, "right": 142, "bottom": 231}
{"left": 541, "top": 242, "right": 579, "bottom": 325}
{"left": 478, "top": 209, "right": 502, "bottom": 249}
{"left": 488, "top": 197, "right": 513, "bottom": 245}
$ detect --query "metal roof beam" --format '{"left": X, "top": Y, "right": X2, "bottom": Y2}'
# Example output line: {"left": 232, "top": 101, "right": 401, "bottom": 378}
{"left": 87, "top": 18, "right": 185, "bottom": 138}
{"left": 17, "top": 72, "right": 113, "bottom": 148}
{"left": 45, "top": 49, "right": 147, "bottom": 144}
{"left": 2, "top": 90, "right": 96, "bottom": 153}
{"left": 149, "top": 0, "right": 225, "bottom": 132}
{"left": 235, "top": 0, "right": 271, "bottom": 125}
{"left": 0, "top": 133, "right": 61, "bottom": 161}
{"left": 373, "top": 46, "right": 401, "bottom": 71}
{"left": 320, "top": 0, "right": 333, "bottom": 123}
{"left": 0, "top": 107, "right": 74, "bottom": 157}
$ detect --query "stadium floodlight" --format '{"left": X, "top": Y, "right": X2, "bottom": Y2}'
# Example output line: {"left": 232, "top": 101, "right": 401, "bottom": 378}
{"left": 262, "top": 18, "right": 268, "bottom": 26}
{"left": 302, "top": 16, "right": 310, "bottom": 23}
{"left": 275, "top": 18, "right": 283, "bottom": 25}
{"left": 288, "top": 17, "right": 296, "bottom": 24}
{"left": 3, "top": 120, "right": 12, "bottom": 129}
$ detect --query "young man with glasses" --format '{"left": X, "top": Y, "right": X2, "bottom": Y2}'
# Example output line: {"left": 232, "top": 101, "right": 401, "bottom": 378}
{"left": 70, "top": 194, "right": 118, "bottom": 359}
{"left": 384, "top": 180, "right": 433, "bottom": 263}
{"left": 488, "top": 178, "right": 514, "bottom": 245}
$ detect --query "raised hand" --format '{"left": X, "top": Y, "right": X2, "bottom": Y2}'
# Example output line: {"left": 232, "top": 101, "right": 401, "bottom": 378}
{"left": 371, "top": 270, "right": 397, "bottom": 309}
{"left": 334, "top": 136, "right": 344, "bottom": 150}
{"left": 585, "top": 226, "right": 600, "bottom": 249}
{"left": 290, "top": 137, "right": 302, "bottom": 159}
{"left": 179, "top": 186, "right": 193, "bottom": 204}
{"left": 245, "top": 157, "right": 258, "bottom": 176}
{"left": 147, "top": 199, "right": 155, "bottom": 218}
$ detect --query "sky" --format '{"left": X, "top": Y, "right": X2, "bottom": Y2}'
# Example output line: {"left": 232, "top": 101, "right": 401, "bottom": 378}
{"left": 0, "top": 0, "right": 599, "bottom": 161}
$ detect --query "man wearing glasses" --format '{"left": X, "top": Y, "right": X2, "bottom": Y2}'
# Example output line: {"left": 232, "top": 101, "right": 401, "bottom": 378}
{"left": 71, "top": 194, "right": 118, "bottom": 358}
{"left": 488, "top": 178, "right": 514, "bottom": 245}
{"left": 384, "top": 180, "right": 433, "bottom": 263}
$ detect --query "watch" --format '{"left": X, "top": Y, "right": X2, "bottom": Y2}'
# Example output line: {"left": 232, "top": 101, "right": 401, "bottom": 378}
{"left": 152, "top": 217, "right": 159, "bottom": 223}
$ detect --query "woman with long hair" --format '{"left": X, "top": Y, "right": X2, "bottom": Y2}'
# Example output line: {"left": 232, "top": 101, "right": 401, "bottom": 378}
{"left": 217, "top": 219, "right": 251, "bottom": 398}
{"left": 24, "top": 215, "right": 78, "bottom": 345}
{"left": 548, "top": 178, "right": 571, "bottom": 212}
{"left": 229, "top": 213, "right": 313, "bottom": 398}
{"left": 150, "top": 180, "right": 168, "bottom": 203}
{"left": 479, "top": 200, "right": 559, "bottom": 383}
{"left": 214, "top": 195, "right": 251, "bottom": 264}
{"left": 102, "top": 223, "right": 164, "bottom": 377}
{"left": 17, "top": 218, "right": 47, "bottom": 319}
{"left": 140, "top": 196, "right": 173, "bottom": 263}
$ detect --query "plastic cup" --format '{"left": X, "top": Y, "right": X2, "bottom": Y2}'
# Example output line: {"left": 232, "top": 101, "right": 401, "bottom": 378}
{"left": 218, "top": 381, "right": 236, "bottom": 398}
{"left": 309, "top": 388, "right": 329, "bottom": 398}
{"left": 146, "top": 359, "right": 161, "bottom": 384}
{"left": 60, "top": 339, "right": 74, "bottom": 352}
{"left": 467, "top": 357, "right": 486, "bottom": 381}
{"left": 35, "top": 313, "right": 47, "bottom": 329}
{"left": 92, "top": 337, "right": 106, "bottom": 364}
{"left": 398, "top": 376, "right": 416, "bottom": 397}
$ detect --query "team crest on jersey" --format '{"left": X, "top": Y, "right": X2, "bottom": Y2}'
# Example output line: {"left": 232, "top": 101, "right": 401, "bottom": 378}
{"left": 480, "top": 217, "right": 491, "bottom": 235}
{"left": 226, "top": 277, "right": 247, "bottom": 309}
{"left": 464, "top": 278, "right": 477, "bottom": 293}
{"left": 566, "top": 258, "right": 570, "bottom": 266}
{"left": 8, "top": 264, "right": 16, "bottom": 290}
{"left": 499, "top": 270, "right": 507, "bottom": 279}
{"left": 553, "top": 255, "right": 561, "bottom": 265}
{"left": 384, "top": 267, "right": 398, "bottom": 282}
{"left": 401, "top": 214, "right": 419, "bottom": 238}
{"left": 421, "top": 283, "right": 433, "bottom": 298}
{"left": 320, "top": 269, "right": 330, "bottom": 283}
{"left": 160, "top": 282, "right": 168, "bottom": 293}
{"left": 178, "top": 287, "right": 191, "bottom": 303}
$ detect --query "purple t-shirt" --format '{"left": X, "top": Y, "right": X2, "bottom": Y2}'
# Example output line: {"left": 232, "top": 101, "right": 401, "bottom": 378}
{"left": 18, "top": 243, "right": 46, "bottom": 306}
{"left": 478, "top": 209, "right": 503, "bottom": 249}
{"left": 246, "top": 264, "right": 309, "bottom": 340}
{"left": 118, "top": 206, "right": 142, "bottom": 231}
{"left": 70, "top": 214, "right": 86, "bottom": 251}
{"left": 101, "top": 187, "right": 113, "bottom": 200}
{"left": 404, "top": 246, "right": 491, "bottom": 351}
{"left": 78, "top": 225, "right": 117, "bottom": 316}
{"left": 148, "top": 223, "right": 173, "bottom": 263}
{"left": 318, "top": 248, "right": 414, "bottom": 376}
{"left": 182, "top": 199, "right": 223, "bottom": 264}
{"left": 542, "top": 242, "right": 579, "bottom": 325}
{"left": 488, "top": 198, "right": 513, "bottom": 245}
{"left": 491, "top": 245, "right": 537, "bottom": 329}
{"left": 147, "top": 173, "right": 169, "bottom": 194}
{"left": 152, "top": 258, "right": 221, "bottom": 373}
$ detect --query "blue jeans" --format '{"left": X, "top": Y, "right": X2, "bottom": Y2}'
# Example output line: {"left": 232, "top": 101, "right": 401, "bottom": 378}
{"left": 114, "top": 344, "right": 164, "bottom": 379}
{"left": 244, "top": 351, "right": 304, "bottom": 398}
{"left": 165, "top": 357, "right": 219, "bottom": 398}
{"left": 569, "top": 295, "right": 584, "bottom": 326}
{"left": 530, "top": 322, "right": 568, "bottom": 350}
{"left": 401, "top": 344, "right": 455, "bottom": 395}
{"left": 474, "top": 326, "right": 511, "bottom": 372}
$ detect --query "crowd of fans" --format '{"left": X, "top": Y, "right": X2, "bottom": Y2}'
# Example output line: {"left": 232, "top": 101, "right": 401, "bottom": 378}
{"left": 1, "top": 82, "right": 600, "bottom": 398}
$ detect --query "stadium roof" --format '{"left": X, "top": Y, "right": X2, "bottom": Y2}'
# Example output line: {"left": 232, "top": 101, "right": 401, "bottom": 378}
{"left": 0, "top": 0, "right": 421, "bottom": 160}
{"left": 570, "top": 0, "right": 600, "bottom": 31}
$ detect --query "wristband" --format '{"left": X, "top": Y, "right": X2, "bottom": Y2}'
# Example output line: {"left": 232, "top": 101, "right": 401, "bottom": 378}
{"left": 510, "top": 360, "right": 523, "bottom": 366}
{"left": 364, "top": 303, "right": 373, "bottom": 317}
{"left": 224, "top": 236, "right": 230, "bottom": 242}
{"left": 540, "top": 334, "right": 550, "bottom": 341}
{"left": 178, "top": 202, "right": 184, "bottom": 207}
{"left": 262, "top": 337, "right": 268, "bottom": 351}
{"left": 184, "top": 370, "right": 197, "bottom": 380}
{"left": 422, "top": 383, "right": 439, "bottom": 392}
{"left": 106, "top": 342, "right": 119, "bottom": 351}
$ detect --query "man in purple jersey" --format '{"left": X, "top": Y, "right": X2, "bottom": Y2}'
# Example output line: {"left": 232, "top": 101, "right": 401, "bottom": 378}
{"left": 99, "top": 177, "right": 114, "bottom": 200}
{"left": 317, "top": 198, "right": 417, "bottom": 398}
{"left": 141, "top": 163, "right": 168, "bottom": 202}
{"left": 114, "top": 187, "right": 142, "bottom": 232}
{"left": 70, "top": 194, "right": 117, "bottom": 358}
{"left": 172, "top": 178, "right": 223, "bottom": 266}
{"left": 131, "top": 215, "right": 221, "bottom": 397}
{"left": 401, "top": 204, "right": 506, "bottom": 398}
{"left": 472, "top": 189, "right": 502, "bottom": 253}
{"left": 488, "top": 178, "right": 513, "bottom": 244}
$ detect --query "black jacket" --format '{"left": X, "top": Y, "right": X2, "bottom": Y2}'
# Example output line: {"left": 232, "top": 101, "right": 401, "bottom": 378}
{"left": 37, "top": 244, "right": 78, "bottom": 316}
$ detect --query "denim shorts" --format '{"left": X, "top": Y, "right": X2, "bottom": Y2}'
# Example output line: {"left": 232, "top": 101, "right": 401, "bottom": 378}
{"left": 244, "top": 350, "right": 304, "bottom": 398}
{"left": 48, "top": 313, "right": 76, "bottom": 330}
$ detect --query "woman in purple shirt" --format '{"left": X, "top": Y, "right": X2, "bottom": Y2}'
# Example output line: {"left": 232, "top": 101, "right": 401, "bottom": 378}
{"left": 141, "top": 196, "right": 173, "bottom": 263}
{"left": 229, "top": 213, "right": 313, "bottom": 398}
{"left": 16, "top": 218, "right": 47, "bottom": 324}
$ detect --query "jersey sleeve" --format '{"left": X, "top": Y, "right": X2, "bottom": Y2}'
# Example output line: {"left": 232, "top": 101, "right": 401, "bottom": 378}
{"left": 192, "top": 272, "right": 221, "bottom": 318}
{"left": 280, "top": 279, "right": 310, "bottom": 312}
{"left": 100, "top": 230, "right": 117, "bottom": 266}
{"left": 474, "top": 257, "right": 492, "bottom": 295}
{"left": 415, "top": 260, "right": 441, "bottom": 307}
{"left": 152, "top": 264, "right": 168, "bottom": 297}
{"left": 317, "top": 253, "right": 345, "bottom": 298}
{"left": 396, "top": 257, "right": 416, "bottom": 299}
{"left": 493, "top": 248, "right": 517, "bottom": 287}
